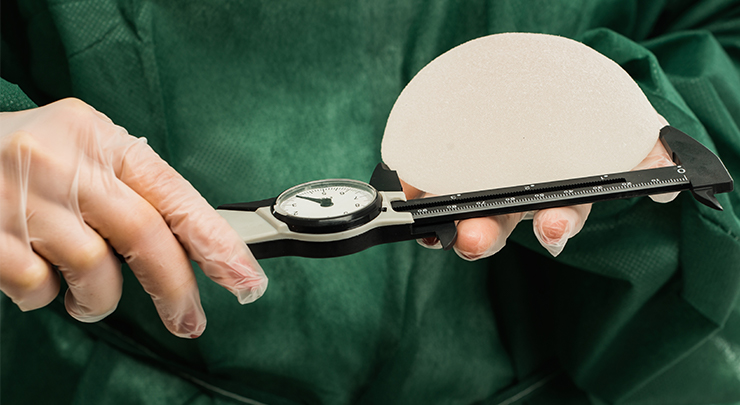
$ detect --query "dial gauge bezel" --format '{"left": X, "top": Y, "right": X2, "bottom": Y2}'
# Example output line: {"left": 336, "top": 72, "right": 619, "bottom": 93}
{"left": 273, "top": 179, "right": 383, "bottom": 234}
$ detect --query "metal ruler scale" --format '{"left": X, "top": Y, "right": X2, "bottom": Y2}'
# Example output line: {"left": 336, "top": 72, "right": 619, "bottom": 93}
{"left": 395, "top": 165, "right": 691, "bottom": 225}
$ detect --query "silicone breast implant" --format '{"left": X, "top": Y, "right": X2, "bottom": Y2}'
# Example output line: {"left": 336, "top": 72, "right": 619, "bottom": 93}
{"left": 381, "top": 33, "right": 662, "bottom": 195}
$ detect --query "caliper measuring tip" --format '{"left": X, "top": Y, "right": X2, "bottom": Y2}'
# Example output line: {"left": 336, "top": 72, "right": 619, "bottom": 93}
{"left": 691, "top": 187, "right": 724, "bottom": 211}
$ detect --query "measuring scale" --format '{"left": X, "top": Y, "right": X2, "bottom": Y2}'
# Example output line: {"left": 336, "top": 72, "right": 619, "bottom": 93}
{"left": 217, "top": 126, "right": 734, "bottom": 259}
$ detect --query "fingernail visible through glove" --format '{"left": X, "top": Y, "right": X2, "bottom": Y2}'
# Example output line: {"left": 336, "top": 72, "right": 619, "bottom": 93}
{"left": 533, "top": 205, "right": 590, "bottom": 257}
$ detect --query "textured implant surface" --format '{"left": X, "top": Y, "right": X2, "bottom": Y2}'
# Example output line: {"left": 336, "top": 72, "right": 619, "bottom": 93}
{"left": 381, "top": 33, "right": 662, "bottom": 195}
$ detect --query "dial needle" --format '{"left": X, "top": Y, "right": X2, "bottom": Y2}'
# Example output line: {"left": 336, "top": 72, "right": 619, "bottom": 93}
{"left": 297, "top": 195, "right": 334, "bottom": 207}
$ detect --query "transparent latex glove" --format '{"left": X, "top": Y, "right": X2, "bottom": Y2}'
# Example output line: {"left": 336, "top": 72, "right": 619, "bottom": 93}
{"left": 0, "top": 98, "right": 268, "bottom": 338}
{"left": 407, "top": 115, "right": 677, "bottom": 260}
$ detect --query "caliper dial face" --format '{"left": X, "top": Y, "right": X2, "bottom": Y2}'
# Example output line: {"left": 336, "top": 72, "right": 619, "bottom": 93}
{"left": 274, "top": 179, "right": 379, "bottom": 220}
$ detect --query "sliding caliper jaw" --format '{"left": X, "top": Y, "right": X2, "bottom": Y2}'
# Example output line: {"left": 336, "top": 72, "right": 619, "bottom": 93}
{"left": 217, "top": 126, "right": 733, "bottom": 259}
{"left": 367, "top": 162, "right": 459, "bottom": 250}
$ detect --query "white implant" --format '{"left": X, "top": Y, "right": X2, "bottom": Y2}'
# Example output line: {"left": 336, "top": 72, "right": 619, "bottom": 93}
{"left": 381, "top": 33, "right": 662, "bottom": 195}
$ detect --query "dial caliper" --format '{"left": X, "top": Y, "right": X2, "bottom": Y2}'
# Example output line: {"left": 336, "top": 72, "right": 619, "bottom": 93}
{"left": 217, "top": 126, "right": 733, "bottom": 259}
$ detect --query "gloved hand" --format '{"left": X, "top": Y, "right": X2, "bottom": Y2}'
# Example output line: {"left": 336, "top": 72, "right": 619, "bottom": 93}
{"left": 407, "top": 114, "right": 678, "bottom": 260}
{"left": 0, "top": 98, "right": 268, "bottom": 338}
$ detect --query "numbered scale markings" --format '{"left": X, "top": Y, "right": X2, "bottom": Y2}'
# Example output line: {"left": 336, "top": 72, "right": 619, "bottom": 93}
{"left": 393, "top": 166, "right": 692, "bottom": 224}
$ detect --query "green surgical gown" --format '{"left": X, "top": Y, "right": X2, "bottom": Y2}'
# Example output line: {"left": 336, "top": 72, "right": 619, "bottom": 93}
{"left": 1, "top": 1, "right": 740, "bottom": 404}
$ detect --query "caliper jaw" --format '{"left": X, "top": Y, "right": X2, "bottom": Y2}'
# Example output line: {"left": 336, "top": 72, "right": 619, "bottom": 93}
{"left": 660, "top": 126, "right": 733, "bottom": 210}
